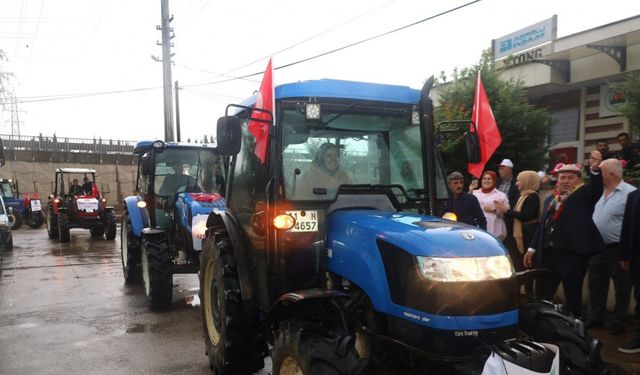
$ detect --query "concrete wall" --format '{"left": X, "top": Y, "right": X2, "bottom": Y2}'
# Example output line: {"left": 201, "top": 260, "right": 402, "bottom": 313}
{"left": 0, "top": 150, "right": 139, "bottom": 212}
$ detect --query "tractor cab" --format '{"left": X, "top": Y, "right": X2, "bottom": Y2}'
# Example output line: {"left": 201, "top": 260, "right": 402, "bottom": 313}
{"left": 133, "top": 141, "right": 226, "bottom": 231}
{"left": 216, "top": 79, "right": 452, "bottom": 312}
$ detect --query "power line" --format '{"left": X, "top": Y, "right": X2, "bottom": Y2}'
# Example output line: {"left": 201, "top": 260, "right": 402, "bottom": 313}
{"left": 186, "top": 0, "right": 481, "bottom": 85}
{"left": 220, "top": 0, "right": 399, "bottom": 76}
{"left": 5, "top": 0, "right": 480, "bottom": 104}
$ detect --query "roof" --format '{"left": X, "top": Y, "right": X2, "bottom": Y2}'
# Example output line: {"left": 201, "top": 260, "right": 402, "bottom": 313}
{"left": 238, "top": 79, "right": 422, "bottom": 110}
{"left": 55, "top": 168, "right": 97, "bottom": 174}
{"left": 133, "top": 140, "right": 217, "bottom": 155}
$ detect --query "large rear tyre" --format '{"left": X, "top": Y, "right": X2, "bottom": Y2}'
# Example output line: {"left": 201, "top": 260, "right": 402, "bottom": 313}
{"left": 90, "top": 227, "right": 105, "bottom": 237}
{"left": 26, "top": 212, "right": 44, "bottom": 229}
{"left": 104, "top": 211, "right": 117, "bottom": 240}
{"left": 141, "top": 232, "right": 173, "bottom": 310}
{"left": 519, "top": 299, "right": 609, "bottom": 374}
{"left": 10, "top": 213, "right": 23, "bottom": 230}
{"left": 58, "top": 212, "right": 71, "bottom": 243}
{"left": 46, "top": 210, "right": 58, "bottom": 239}
{"left": 272, "top": 321, "right": 366, "bottom": 375}
{"left": 199, "top": 234, "right": 267, "bottom": 375}
{"left": 121, "top": 212, "right": 141, "bottom": 284}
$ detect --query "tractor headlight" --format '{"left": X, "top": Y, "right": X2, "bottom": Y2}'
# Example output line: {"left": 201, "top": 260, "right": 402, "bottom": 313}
{"left": 192, "top": 215, "right": 208, "bottom": 240}
{"left": 417, "top": 255, "right": 513, "bottom": 282}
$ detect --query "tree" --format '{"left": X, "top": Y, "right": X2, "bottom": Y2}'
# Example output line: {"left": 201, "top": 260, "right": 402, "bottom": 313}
{"left": 609, "top": 73, "right": 640, "bottom": 136}
{"left": 434, "top": 50, "right": 553, "bottom": 176}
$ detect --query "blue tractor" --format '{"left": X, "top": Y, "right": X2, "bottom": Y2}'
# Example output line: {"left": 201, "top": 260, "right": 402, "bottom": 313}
{"left": 198, "top": 78, "right": 607, "bottom": 374}
{"left": 0, "top": 178, "right": 44, "bottom": 230}
{"left": 121, "top": 141, "right": 225, "bottom": 310}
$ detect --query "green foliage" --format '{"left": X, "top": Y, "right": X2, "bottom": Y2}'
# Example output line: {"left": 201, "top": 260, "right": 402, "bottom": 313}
{"left": 624, "top": 164, "right": 640, "bottom": 187}
{"left": 434, "top": 49, "right": 552, "bottom": 176}
{"left": 609, "top": 73, "right": 640, "bottom": 135}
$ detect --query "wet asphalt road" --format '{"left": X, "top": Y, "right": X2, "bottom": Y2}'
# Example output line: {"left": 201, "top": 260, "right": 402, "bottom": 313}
{"left": 0, "top": 227, "right": 271, "bottom": 375}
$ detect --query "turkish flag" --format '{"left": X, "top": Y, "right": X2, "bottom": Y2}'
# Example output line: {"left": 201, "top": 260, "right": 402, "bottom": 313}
{"left": 467, "top": 72, "right": 502, "bottom": 178}
{"left": 248, "top": 58, "right": 274, "bottom": 164}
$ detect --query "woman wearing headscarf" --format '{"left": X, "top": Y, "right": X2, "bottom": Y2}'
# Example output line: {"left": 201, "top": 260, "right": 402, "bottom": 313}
{"left": 296, "top": 143, "right": 352, "bottom": 198}
{"left": 470, "top": 171, "right": 509, "bottom": 240}
{"left": 495, "top": 170, "right": 542, "bottom": 273}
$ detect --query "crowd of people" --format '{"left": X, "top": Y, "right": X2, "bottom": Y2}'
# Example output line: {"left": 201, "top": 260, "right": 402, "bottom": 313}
{"left": 443, "top": 133, "right": 640, "bottom": 354}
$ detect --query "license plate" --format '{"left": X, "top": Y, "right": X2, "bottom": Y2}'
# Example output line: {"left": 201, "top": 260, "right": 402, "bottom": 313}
{"left": 30, "top": 200, "right": 42, "bottom": 211}
{"left": 287, "top": 210, "right": 318, "bottom": 232}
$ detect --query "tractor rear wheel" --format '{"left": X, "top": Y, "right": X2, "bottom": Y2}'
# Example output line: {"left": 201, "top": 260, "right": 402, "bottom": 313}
{"left": 272, "top": 320, "right": 366, "bottom": 375}
{"left": 90, "top": 227, "right": 105, "bottom": 237}
{"left": 58, "top": 212, "right": 71, "bottom": 243}
{"left": 121, "top": 212, "right": 141, "bottom": 284}
{"left": 10, "top": 213, "right": 23, "bottom": 230}
{"left": 141, "top": 232, "right": 173, "bottom": 310}
{"left": 199, "top": 234, "right": 266, "bottom": 375}
{"left": 46, "top": 210, "right": 58, "bottom": 239}
{"left": 104, "top": 211, "right": 117, "bottom": 240}
{"left": 26, "top": 212, "right": 44, "bottom": 229}
{"left": 519, "top": 299, "right": 608, "bottom": 374}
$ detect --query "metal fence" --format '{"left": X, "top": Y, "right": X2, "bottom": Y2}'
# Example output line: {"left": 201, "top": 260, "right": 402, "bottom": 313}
{"left": 1, "top": 134, "right": 136, "bottom": 154}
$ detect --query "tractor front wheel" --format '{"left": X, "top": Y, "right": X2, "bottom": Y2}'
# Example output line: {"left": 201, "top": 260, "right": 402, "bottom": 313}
{"left": 90, "top": 227, "right": 105, "bottom": 237}
{"left": 10, "top": 213, "right": 23, "bottom": 230}
{"left": 26, "top": 212, "right": 44, "bottom": 229}
{"left": 58, "top": 212, "right": 71, "bottom": 243}
{"left": 199, "top": 235, "right": 266, "bottom": 375}
{"left": 272, "top": 321, "right": 366, "bottom": 375}
{"left": 104, "top": 211, "right": 117, "bottom": 240}
{"left": 141, "top": 232, "right": 173, "bottom": 310}
{"left": 519, "top": 299, "right": 608, "bottom": 374}
{"left": 121, "top": 212, "right": 141, "bottom": 284}
{"left": 46, "top": 210, "right": 58, "bottom": 239}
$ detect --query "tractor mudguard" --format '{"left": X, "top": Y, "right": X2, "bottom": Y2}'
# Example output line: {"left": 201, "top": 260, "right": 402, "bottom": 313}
{"left": 124, "top": 196, "right": 150, "bottom": 237}
{"left": 205, "top": 209, "right": 257, "bottom": 317}
{"left": 266, "top": 289, "right": 350, "bottom": 325}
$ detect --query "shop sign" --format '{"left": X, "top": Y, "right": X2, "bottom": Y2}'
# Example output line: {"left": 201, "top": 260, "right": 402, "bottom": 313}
{"left": 494, "top": 16, "right": 557, "bottom": 60}
{"left": 599, "top": 85, "right": 626, "bottom": 117}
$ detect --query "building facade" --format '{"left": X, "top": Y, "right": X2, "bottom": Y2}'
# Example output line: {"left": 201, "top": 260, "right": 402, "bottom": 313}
{"left": 497, "top": 15, "right": 640, "bottom": 166}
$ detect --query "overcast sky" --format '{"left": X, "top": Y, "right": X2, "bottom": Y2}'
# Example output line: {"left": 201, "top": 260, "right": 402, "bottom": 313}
{"left": 1, "top": 0, "right": 639, "bottom": 143}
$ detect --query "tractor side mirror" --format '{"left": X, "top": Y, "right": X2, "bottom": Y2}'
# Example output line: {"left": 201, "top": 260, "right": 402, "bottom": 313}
{"left": 464, "top": 132, "right": 481, "bottom": 163}
{"left": 216, "top": 116, "right": 242, "bottom": 156}
{"left": 141, "top": 153, "right": 153, "bottom": 176}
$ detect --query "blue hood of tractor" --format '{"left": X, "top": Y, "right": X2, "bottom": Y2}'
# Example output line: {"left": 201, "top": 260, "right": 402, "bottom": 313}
{"left": 326, "top": 209, "right": 516, "bottom": 331}
{"left": 327, "top": 210, "right": 505, "bottom": 259}
{"left": 4, "top": 198, "right": 24, "bottom": 211}
{"left": 175, "top": 192, "right": 225, "bottom": 229}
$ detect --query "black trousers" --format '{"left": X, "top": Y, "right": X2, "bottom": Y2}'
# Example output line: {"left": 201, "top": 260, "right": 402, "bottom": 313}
{"left": 587, "top": 246, "right": 631, "bottom": 323}
{"left": 535, "top": 250, "right": 590, "bottom": 318}
{"left": 631, "top": 258, "right": 640, "bottom": 340}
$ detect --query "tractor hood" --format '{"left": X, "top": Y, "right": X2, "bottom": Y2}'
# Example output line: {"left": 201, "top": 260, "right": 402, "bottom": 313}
{"left": 327, "top": 209, "right": 506, "bottom": 258}
{"left": 176, "top": 192, "right": 225, "bottom": 217}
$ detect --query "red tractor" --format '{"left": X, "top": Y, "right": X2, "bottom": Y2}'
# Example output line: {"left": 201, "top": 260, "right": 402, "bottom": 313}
{"left": 46, "top": 168, "right": 116, "bottom": 242}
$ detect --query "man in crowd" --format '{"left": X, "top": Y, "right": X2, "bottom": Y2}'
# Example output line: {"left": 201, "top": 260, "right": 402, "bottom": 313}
{"left": 497, "top": 158, "right": 520, "bottom": 208}
{"left": 587, "top": 158, "right": 635, "bottom": 334}
{"left": 524, "top": 151, "right": 604, "bottom": 318}
{"left": 596, "top": 139, "right": 617, "bottom": 160}
{"left": 618, "top": 189, "right": 640, "bottom": 353}
{"left": 617, "top": 132, "right": 640, "bottom": 167}
{"left": 442, "top": 171, "right": 486, "bottom": 230}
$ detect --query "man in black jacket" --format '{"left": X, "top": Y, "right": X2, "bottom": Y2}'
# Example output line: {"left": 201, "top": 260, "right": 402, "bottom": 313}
{"left": 524, "top": 151, "right": 604, "bottom": 318}
{"left": 618, "top": 189, "right": 640, "bottom": 353}
{"left": 442, "top": 172, "right": 486, "bottom": 230}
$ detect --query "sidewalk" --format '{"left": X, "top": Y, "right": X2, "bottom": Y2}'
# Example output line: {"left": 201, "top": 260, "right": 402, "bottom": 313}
{"left": 591, "top": 315, "right": 640, "bottom": 374}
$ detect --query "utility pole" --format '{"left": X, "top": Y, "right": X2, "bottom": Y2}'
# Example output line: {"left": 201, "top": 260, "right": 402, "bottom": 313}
{"left": 174, "top": 81, "right": 181, "bottom": 142}
{"left": 153, "top": 0, "right": 175, "bottom": 142}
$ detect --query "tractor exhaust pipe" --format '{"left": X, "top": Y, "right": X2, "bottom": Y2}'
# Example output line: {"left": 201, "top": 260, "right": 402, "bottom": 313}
{"left": 419, "top": 76, "right": 436, "bottom": 216}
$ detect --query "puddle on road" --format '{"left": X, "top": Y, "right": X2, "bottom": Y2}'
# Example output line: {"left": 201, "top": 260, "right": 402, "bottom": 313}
{"left": 123, "top": 322, "right": 162, "bottom": 334}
